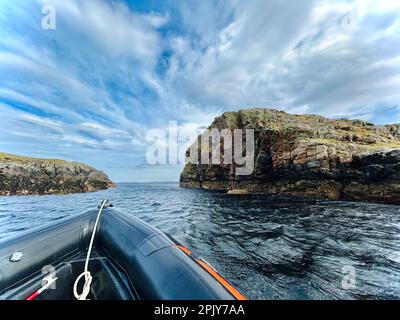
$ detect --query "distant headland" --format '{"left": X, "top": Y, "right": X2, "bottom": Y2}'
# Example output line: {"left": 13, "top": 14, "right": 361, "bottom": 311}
{"left": 0, "top": 152, "right": 115, "bottom": 196}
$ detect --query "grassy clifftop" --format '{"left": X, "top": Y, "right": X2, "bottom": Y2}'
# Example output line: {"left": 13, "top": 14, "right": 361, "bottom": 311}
{"left": 0, "top": 152, "right": 91, "bottom": 167}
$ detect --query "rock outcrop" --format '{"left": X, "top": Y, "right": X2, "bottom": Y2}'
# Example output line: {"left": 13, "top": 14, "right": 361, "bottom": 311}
{"left": 180, "top": 108, "right": 400, "bottom": 205}
{"left": 0, "top": 153, "right": 115, "bottom": 195}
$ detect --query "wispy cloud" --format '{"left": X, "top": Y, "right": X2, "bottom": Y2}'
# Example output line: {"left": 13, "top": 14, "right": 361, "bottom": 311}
{"left": 0, "top": 0, "right": 399, "bottom": 181}
{"left": 166, "top": 0, "right": 400, "bottom": 123}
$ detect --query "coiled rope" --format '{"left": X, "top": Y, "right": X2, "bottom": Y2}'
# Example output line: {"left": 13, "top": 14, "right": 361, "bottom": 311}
{"left": 73, "top": 199, "right": 107, "bottom": 300}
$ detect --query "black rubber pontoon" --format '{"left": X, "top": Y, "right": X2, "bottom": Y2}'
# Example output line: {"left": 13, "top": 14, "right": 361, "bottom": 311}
{"left": 0, "top": 203, "right": 245, "bottom": 300}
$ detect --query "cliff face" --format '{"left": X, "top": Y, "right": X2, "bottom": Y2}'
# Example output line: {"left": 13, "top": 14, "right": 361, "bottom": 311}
{"left": 0, "top": 153, "right": 115, "bottom": 195}
{"left": 180, "top": 109, "right": 400, "bottom": 205}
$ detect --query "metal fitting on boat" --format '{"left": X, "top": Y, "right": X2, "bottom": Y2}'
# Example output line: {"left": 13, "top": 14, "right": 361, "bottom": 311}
{"left": 10, "top": 251, "right": 23, "bottom": 262}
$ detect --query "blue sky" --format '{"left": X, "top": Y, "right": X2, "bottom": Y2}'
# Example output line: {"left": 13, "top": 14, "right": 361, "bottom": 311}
{"left": 0, "top": 0, "right": 399, "bottom": 182}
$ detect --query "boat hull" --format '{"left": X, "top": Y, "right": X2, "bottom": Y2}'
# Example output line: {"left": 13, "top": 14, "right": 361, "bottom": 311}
{"left": 0, "top": 208, "right": 245, "bottom": 300}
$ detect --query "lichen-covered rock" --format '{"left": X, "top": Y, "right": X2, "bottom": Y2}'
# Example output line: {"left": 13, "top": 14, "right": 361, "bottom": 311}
{"left": 180, "top": 108, "right": 400, "bottom": 205}
{"left": 0, "top": 153, "right": 115, "bottom": 195}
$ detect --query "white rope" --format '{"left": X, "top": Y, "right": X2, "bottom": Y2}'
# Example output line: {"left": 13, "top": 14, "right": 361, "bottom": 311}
{"left": 73, "top": 199, "right": 107, "bottom": 300}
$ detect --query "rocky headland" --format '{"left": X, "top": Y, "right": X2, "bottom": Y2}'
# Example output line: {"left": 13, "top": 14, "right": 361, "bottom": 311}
{"left": 180, "top": 108, "right": 400, "bottom": 205}
{"left": 0, "top": 153, "right": 115, "bottom": 195}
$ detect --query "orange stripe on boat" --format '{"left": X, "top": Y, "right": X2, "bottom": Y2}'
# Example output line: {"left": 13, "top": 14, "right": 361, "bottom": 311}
{"left": 174, "top": 245, "right": 247, "bottom": 300}
{"left": 174, "top": 245, "right": 192, "bottom": 256}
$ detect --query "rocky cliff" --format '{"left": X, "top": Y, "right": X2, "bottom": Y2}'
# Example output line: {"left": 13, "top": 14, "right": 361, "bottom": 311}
{"left": 180, "top": 109, "right": 400, "bottom": 205}
{"left": 0, "top": 153, "right": 115, "bottom": 195}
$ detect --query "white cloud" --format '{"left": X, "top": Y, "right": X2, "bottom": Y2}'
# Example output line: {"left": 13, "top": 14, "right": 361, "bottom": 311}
{"left": 79, "top": 122, "right": 127, "bottom": 138}
{"left": 38, "top": 0, "right": 167, "bottom": 62}
{"left": 165, "top": 0, "right": 400, "bottom": 123}
{"left": 20, "top": 114, "right": 63, "bottom": 132}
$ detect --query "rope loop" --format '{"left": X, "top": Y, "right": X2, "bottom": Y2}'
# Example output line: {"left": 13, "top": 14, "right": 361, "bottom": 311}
{"left": 73, "top": 199, "right": 107, "bottom": 300}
